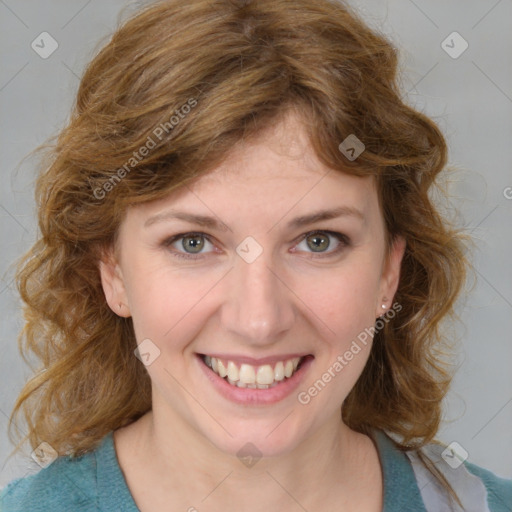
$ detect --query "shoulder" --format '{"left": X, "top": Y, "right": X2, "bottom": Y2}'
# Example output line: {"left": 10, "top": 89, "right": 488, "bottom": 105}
{"left": 0, "top": 446, "right": 99, "bottom": 512}
{"left": 407, "top": 439, "right": 512, "bottom": 512}
{"left": 464, "top": 460, "right": 512, "bottom": 512}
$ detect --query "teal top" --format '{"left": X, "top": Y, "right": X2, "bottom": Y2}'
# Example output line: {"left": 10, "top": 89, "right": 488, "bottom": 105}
{"left": 1, "top": 429, "right": 511, "bottom": 511}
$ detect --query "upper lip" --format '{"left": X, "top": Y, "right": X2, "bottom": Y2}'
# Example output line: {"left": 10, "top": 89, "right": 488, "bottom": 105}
{"left": 198, "top": 353, "right": 312, "bottom": 366}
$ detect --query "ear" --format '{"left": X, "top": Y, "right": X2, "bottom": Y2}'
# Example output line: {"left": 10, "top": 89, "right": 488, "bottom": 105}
{"left": 98, "top": 248, "right": 131, "bottom": 318}
{"left": 376, "top": 235, "right": 406, "bottom": 317}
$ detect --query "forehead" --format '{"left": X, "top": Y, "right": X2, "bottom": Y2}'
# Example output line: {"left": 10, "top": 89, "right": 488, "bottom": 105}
{"left": 126, "top": 111, "right": 380, "bottom": 226}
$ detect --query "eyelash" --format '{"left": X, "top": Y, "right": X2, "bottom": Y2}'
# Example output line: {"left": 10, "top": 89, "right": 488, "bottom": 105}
{"left": 162, "top": 230, "right": 351, "bottom": 261}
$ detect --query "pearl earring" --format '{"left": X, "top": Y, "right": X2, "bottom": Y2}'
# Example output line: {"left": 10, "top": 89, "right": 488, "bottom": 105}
{"left": 381, "top": 304, "right": 387, "bottom": 309}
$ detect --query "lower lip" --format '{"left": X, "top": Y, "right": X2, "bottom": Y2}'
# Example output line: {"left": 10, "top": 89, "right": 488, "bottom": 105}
{"left": 196, "top": 354, "right": 314, "bottom": 405}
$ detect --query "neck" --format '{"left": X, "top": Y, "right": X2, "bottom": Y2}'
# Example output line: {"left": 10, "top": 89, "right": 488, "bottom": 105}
{"left": 132, "top": 408, "right": 380, "bottom": 510}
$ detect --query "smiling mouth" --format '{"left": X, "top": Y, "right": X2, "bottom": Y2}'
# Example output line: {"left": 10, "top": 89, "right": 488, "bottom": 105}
{"left": 199, "top": 354, "right": 313, "bottom": 389}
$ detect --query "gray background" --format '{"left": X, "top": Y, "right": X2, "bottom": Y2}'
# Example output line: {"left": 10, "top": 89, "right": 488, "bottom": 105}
{"left": 1, "top": 0, "right": 511, "bottom": 489}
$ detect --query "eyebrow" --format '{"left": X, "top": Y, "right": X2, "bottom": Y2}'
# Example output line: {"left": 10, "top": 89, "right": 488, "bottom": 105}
{"left": 285, "top": 206, "right": 365, "bottom": 230}
{"left": 144, "top": 206, "right": 365, "bottom": 231}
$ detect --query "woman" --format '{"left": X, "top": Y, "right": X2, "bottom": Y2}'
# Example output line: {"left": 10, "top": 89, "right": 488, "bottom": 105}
{"left": 1, "top": 0, "right": 511, "bottom": 510}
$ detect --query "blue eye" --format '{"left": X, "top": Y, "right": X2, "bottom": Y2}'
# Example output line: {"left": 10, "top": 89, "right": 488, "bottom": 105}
{"left": 162, "top": 230, "right": 350, "bottom": 260}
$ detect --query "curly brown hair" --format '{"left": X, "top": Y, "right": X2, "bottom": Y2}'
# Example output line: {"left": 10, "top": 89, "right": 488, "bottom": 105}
{"left": 8, "top": 0, "right": 466, "bottom": 501}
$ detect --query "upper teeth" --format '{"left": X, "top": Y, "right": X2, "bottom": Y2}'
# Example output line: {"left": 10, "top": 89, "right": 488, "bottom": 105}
{"left": 203, "top": 355, "right": 302, "bottom": 388}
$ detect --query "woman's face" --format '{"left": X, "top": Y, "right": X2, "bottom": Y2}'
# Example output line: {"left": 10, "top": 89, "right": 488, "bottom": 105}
{"left": 100, "top": 112, "right": 405, "bottom": 458}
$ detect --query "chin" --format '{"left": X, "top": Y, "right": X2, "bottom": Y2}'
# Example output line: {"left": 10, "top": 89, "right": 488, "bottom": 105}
{"left": 202, "top": 418, "right": 306, "bottom": 461}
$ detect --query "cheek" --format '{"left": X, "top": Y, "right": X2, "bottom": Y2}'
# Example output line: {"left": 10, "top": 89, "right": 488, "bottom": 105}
{"left": 296, "top": 258, "right": 382, "bottom": 343}
{"left": 124, "top": 257, "right": 224, "bottom": 346}
{"left": 294, "top": 266, "right": 380, "bottom": 406}
{"left": 123, "top": 245, "right": 383, "bottom": 359}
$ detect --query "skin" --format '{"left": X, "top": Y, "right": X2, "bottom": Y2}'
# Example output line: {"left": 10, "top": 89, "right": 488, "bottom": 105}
{"left": 100, "top": 110, "right": 405, "bottom": 511}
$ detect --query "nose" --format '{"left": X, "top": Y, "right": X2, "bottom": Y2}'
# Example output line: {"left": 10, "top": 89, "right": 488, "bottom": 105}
{"left": 220, "top": 247, "right": 296, "bottom": 346}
